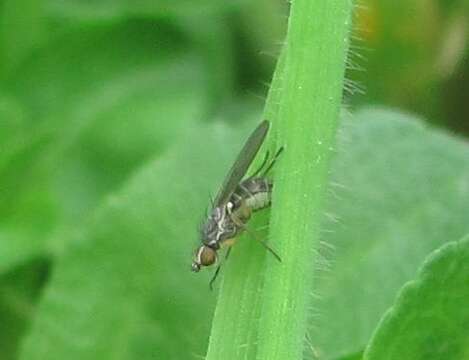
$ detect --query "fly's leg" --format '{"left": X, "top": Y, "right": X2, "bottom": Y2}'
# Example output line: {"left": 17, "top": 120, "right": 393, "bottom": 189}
{"left": 261, "top": 146, "right": 284, "bottom": 176}
{"left": 209, "top": 247, "right": 232, "bottom": 290}
{"left": 209, "top": 266, "right": 221, "bottom": 291}
{"left": 227, "top": 205, "right": 281, "bottom": 263}
{"left": 237, "top": 182, "right": 255, "bottom": 200}
{"left": 243, "top": 224, "right": 282, "bottom": 262}
{"left": 248, "top": 146, "right": 284, "bottom": 179}
{"left": 250, "top": 151, "right": 270, "bottom": 178}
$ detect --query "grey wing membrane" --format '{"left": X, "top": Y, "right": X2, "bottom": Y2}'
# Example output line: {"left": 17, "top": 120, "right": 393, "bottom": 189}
{"left": 213, "top": 120, "right": 270, "bottom": 207}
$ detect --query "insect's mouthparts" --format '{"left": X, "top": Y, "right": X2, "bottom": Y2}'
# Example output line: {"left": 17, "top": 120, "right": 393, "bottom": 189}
{"left": 191, "top": 263, "right": 201, "bottom": 272}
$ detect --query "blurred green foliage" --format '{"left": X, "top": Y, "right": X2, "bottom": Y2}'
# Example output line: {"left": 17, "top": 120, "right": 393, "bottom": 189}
{"left": 0, "top": 0, "right": 468, "bottom": 359}
{"left": 364, "top": 236, "right": 469, "bottom": 360}
{"left": 313, "top": 108, "right": 469, "bottom": 359}
{"left": 349, "top": 0, "right": 469, "bottom": 132}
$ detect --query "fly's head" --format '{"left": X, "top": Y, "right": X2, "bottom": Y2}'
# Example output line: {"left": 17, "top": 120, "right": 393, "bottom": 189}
{"left": 192, "top": 207, "right": 223, "bottom": 272}
{"left": 193, "top": 205, "right": 240, "bottom": 272}
{"left": 191, "top": 245, "right": 218, "bottom": 272}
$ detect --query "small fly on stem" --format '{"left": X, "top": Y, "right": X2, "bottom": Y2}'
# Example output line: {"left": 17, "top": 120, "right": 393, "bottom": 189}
{"left": 191, "top": 120, "right": 283, "bottom": 289}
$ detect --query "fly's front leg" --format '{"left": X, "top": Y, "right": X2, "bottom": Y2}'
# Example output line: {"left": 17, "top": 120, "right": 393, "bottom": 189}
{"left": 209, "top": 247, "right": 233, "bottom": 290}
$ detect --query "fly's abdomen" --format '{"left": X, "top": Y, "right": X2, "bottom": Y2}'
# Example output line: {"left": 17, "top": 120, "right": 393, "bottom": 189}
{"left": 246, "top": 190, "right": 270, "bottom": 210}
{"left": 231, "top": 177, "right": 272, "bottom": 212}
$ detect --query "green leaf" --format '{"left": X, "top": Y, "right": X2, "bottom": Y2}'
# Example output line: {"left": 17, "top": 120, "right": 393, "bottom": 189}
{"left": 312, "top": 108, "right": 469, "bottom": 359}
{"left": 0, "top": 227, "right": 47, "bottom": 274}
{"left": 0, "top": 0, "right": 47, "bottom": 77}
{"left": 0, "top": 21, "right": 212, "bottom": 358}
{"left": 0, "top": 259, "right": 49, "bottom": 360}
{"left": 336, "top": 351, "right": 364, "bottom": 360}
{"left": 364, "top": 235, "right": 469, "bottom": 360}
{"left": 18, "top": 119, "right": 259, "bottom": 360}
{"left": 0, "top": 20, "right": 210, "bottom": 268}
{"left": 16, "top": 107, "right": 469, "bottom": 359}
{"left": 348, "top": 0, "right": 469, "bottom": 127}
{"left": 47, "top": 0, "right": 241, "bottom": 22}
{"left": 0, "top": 93, "right": 29, "bottom": 173}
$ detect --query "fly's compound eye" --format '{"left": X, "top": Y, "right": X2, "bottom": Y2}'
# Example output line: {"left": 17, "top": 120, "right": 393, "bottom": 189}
{"left": 192, "top": 246, "right": 217, "bottom": 272}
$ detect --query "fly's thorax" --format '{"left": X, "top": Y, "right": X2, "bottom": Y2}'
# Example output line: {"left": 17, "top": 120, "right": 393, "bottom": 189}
{"left": 200, "top": 207, "right": 223, "bottom": 246}
{"left": 201, "top": 205, "right": 239, "bottom": 247}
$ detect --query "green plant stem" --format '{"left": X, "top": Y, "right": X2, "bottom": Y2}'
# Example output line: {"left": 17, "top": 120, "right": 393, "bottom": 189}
{"left": 206, "top": 1, "right": 352, "bottom": 359}
{"left": 204, "top": 57, "right": 285, "bottom": 360}
{"left": 258, "top": 1, "right": 352, "bottom": 359}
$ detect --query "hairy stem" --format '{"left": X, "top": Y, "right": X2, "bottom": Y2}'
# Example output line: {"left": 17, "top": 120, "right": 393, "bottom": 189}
{"left": 206, "top": 1, "right": 352, "bottom": 359}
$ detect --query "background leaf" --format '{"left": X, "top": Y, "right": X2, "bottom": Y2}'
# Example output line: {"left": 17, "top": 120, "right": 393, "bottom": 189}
{"left": 0, "top": 259, "right": 49, "bottom": 360}
{"left": 18, "top": 118, "right": 259, "bottom": 360}
{"left": 1, "top": 1, "right": 469, "bottom": 359}
{"left": 0, "top": 19, "right": 213, "bottom": 360}
{"left": 46, "top": 0, "right": 241, "bottom": 22}
{"left": 364, "top": 235, "right": 469, "bottom": 360}
{"left": 0, "top": 20, "right": 210, "bottom": 268}
{"left": 16, "top": 107, "right": 469, "bottom": 359}
{"left": 349, "top": 0, "right": 469, "bottom": 132}
{"left": 312, "top": 108, "right": 469, "bottom": 359}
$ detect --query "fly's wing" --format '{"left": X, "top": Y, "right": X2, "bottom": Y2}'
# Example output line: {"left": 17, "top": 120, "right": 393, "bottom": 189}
{"left": 214, "top": 120, "right": 270, "bottom": 206}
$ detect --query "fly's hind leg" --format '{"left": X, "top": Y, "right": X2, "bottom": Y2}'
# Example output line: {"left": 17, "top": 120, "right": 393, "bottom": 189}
{"left": 250, "top": 151, "right": 270, "bottom": 178}
{"left": 227, "top": 207, "right": 281, "bottom": 263}
{"left": 261, "top": 146, "right": 284, "bottom": 176}
{"left": 244, "top": 225, "right": 282, "bottom": 262}
{"left": 247, "top": 146, "right": 284, "bottom": 180}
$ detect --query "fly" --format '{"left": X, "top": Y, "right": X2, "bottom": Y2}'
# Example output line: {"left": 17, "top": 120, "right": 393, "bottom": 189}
{"left": 191, "top": 120, "right": 283, "bottom": 289}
